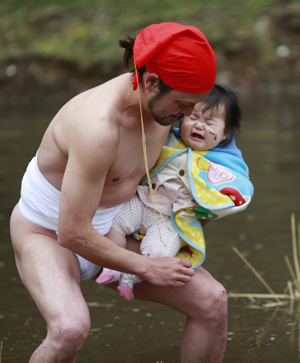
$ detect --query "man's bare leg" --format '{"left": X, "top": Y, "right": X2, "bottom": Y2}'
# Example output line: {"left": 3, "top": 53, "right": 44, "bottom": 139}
{"left": 10, "top": 205, "right": 91, "bottom": 363}
{"left": 126, "top": 236, "right": 227, "bottom": 362}
{"left": 133, "top": 266, "right": 228, "bottom": 363}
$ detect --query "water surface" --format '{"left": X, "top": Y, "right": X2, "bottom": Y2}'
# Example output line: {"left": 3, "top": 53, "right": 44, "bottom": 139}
{"left": 0, "top": 90, "right": 300, "bottom": 362}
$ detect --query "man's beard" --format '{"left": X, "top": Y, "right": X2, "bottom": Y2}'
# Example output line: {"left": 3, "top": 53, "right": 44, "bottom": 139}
{"left": 149, "top": 110, "right": 178, "bottom": 126}
{"left": 147, "top": 90, "right": 181, "bottom": 126}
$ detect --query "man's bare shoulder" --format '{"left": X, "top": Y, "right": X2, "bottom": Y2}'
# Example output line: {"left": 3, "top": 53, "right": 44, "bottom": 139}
{"left": 40, "top": 75, "right": 132, "bottom": 163}
{"left": 58, "top": 73, "right": 133, "bottom": 129}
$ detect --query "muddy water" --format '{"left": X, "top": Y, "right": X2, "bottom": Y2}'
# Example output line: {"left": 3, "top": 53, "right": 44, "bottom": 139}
{"left": 0, "top": 90, "right": 300, "bottom": 362}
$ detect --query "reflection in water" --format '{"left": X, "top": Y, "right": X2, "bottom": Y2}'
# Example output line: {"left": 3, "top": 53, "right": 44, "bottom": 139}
{"left": 0, "top": 92, "right": 300, "bottom": 362}
{"left": 227, "top": 299, "right": 300, "bottom": 362}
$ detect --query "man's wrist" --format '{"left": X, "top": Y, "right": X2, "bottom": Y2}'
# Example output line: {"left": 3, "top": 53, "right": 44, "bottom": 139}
{"left": 134, "top": 254, "right": 151, "bottom": 279}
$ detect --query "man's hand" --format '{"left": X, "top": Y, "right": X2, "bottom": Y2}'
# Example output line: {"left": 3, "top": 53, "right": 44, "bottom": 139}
{"left": 140, "top": 257, "right": 194, "bottom": 287}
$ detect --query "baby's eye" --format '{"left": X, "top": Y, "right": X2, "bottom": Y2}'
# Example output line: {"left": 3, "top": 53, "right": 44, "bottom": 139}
{"left": 206, "top": 122, "right": 216, "bottom": 127}
{"left": 187, "top": 115, "right": 198, "bottom": 121}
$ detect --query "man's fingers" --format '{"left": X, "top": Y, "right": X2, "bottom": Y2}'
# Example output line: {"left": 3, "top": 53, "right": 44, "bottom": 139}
{"left": 174, "top": 281, "right": 185, "bottom": 287}
{"left": 184, "top": 266, "right": 194, "bottom": 276}
{"left": 173, "top": 275, "right": 192, "bottom": 286}
{"left": 176, "top": 258, "right": 194, "bottom": 274}
{"left": 177, "top": 257, "right": 193, "bottom": 269}
{"left": 173, "top": 269, "right": 194, "bottom": 285}
{"left": 145, "top": 256, "right": 195, "bottom": 287}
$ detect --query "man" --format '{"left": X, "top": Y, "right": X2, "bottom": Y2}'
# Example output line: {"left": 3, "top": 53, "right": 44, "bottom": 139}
{"left": 10, "top": 23, "right": 228, "bottom": 362}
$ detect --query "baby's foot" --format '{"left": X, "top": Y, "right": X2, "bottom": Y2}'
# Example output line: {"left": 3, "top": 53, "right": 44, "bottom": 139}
{"left": 117, "top": 283, "right": 135, "bottom": 300}
{"left": 96, "top": 268, "right": 123, "bottom": 285}
{"left": 117, "top": 274, "right": 143, "bottom": 300}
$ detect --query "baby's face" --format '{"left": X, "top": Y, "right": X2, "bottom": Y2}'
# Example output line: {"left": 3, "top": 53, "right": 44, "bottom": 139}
{"left": 180, "top": 103, "right": 228, "bottom": 151}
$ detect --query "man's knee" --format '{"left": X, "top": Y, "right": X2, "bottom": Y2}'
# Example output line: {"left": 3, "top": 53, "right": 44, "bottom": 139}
{"left": 49, "top": 315, "right": 91, "bottom": 356}
{"left": 206, "top": 282, "right": 228, "bottom": 320}
{"left": 189, "top": 269, "right": 228, "bottom": 320}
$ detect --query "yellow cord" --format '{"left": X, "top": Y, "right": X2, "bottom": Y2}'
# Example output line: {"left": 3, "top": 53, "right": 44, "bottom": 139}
{"left": 133, "top": 60, "right": 167, "bottom": 247}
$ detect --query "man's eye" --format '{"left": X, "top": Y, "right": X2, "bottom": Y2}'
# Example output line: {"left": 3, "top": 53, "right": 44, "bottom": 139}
{"left": 178, "top": 102, "right": 194, "bottom": 108}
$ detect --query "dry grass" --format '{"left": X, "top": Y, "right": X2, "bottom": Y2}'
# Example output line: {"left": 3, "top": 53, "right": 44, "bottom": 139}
{"left": 229, "top": 213, "right": 300, "bottom": 309}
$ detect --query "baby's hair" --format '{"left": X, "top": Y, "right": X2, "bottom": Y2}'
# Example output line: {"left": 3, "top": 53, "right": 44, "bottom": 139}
{"left": 202, "top": 84, "right": 241, "bottom": 146}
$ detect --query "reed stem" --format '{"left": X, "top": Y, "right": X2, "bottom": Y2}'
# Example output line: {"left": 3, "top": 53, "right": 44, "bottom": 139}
{"left": 232, "top": 247, "right": 281, "bottom": 303}
{"left": 285, "top": 255, "right": 297, "bottom": 283}
{"left": 291, "top": 213, "right": 300, "bottom": 291}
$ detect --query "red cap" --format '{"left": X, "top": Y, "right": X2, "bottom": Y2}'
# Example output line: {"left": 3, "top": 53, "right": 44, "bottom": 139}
{"left": 132, "top": 22, "right": 216, "bottom": 94}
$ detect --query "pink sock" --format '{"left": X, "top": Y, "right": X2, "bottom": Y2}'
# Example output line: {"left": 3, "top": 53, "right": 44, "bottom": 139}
{"left": 117, "top": 283, "right": 135, "bottom": 301}
{"left": 117, "top": 274, "right": 143, "bottom": 300}
{"left": 95, "top": 269, "right": 122, "bottom": 285}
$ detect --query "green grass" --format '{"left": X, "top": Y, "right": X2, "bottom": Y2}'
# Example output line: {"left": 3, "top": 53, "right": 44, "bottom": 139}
{"left": 0, "top": 0, "right": 277, "bottom": 70}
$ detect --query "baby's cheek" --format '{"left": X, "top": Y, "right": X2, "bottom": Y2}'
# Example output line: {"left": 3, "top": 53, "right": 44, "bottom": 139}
{"left": 208, "top": 131, "right": 217, "bottom": 141}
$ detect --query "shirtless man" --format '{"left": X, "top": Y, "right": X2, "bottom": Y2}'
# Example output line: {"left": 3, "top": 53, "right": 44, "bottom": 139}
{"left": 10, "top": 23, "right": 228, "bottom": 362}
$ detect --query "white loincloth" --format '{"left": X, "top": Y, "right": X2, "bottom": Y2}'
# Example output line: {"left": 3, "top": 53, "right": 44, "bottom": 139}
{"left": 19, "top": 154, "right": 123, "bottom": 280}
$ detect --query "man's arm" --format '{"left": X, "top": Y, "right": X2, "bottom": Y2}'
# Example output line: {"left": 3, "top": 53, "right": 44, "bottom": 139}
{"left": 57, "top": 116, "right": 193, "bottom": 286}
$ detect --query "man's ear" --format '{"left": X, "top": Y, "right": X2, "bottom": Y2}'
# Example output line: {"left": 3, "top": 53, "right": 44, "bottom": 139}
{"left": 144, "top": 73, "right": 160, "bottom": 92}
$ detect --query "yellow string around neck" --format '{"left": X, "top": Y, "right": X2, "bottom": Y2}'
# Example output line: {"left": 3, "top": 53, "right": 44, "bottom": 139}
{"left": 133, "top": 60, "right": 167, "bottom": 247}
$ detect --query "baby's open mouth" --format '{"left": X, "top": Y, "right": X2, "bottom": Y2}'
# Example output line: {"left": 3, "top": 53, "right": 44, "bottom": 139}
{"left": 191, "top": 132, "right": 204, "bottom": 140}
